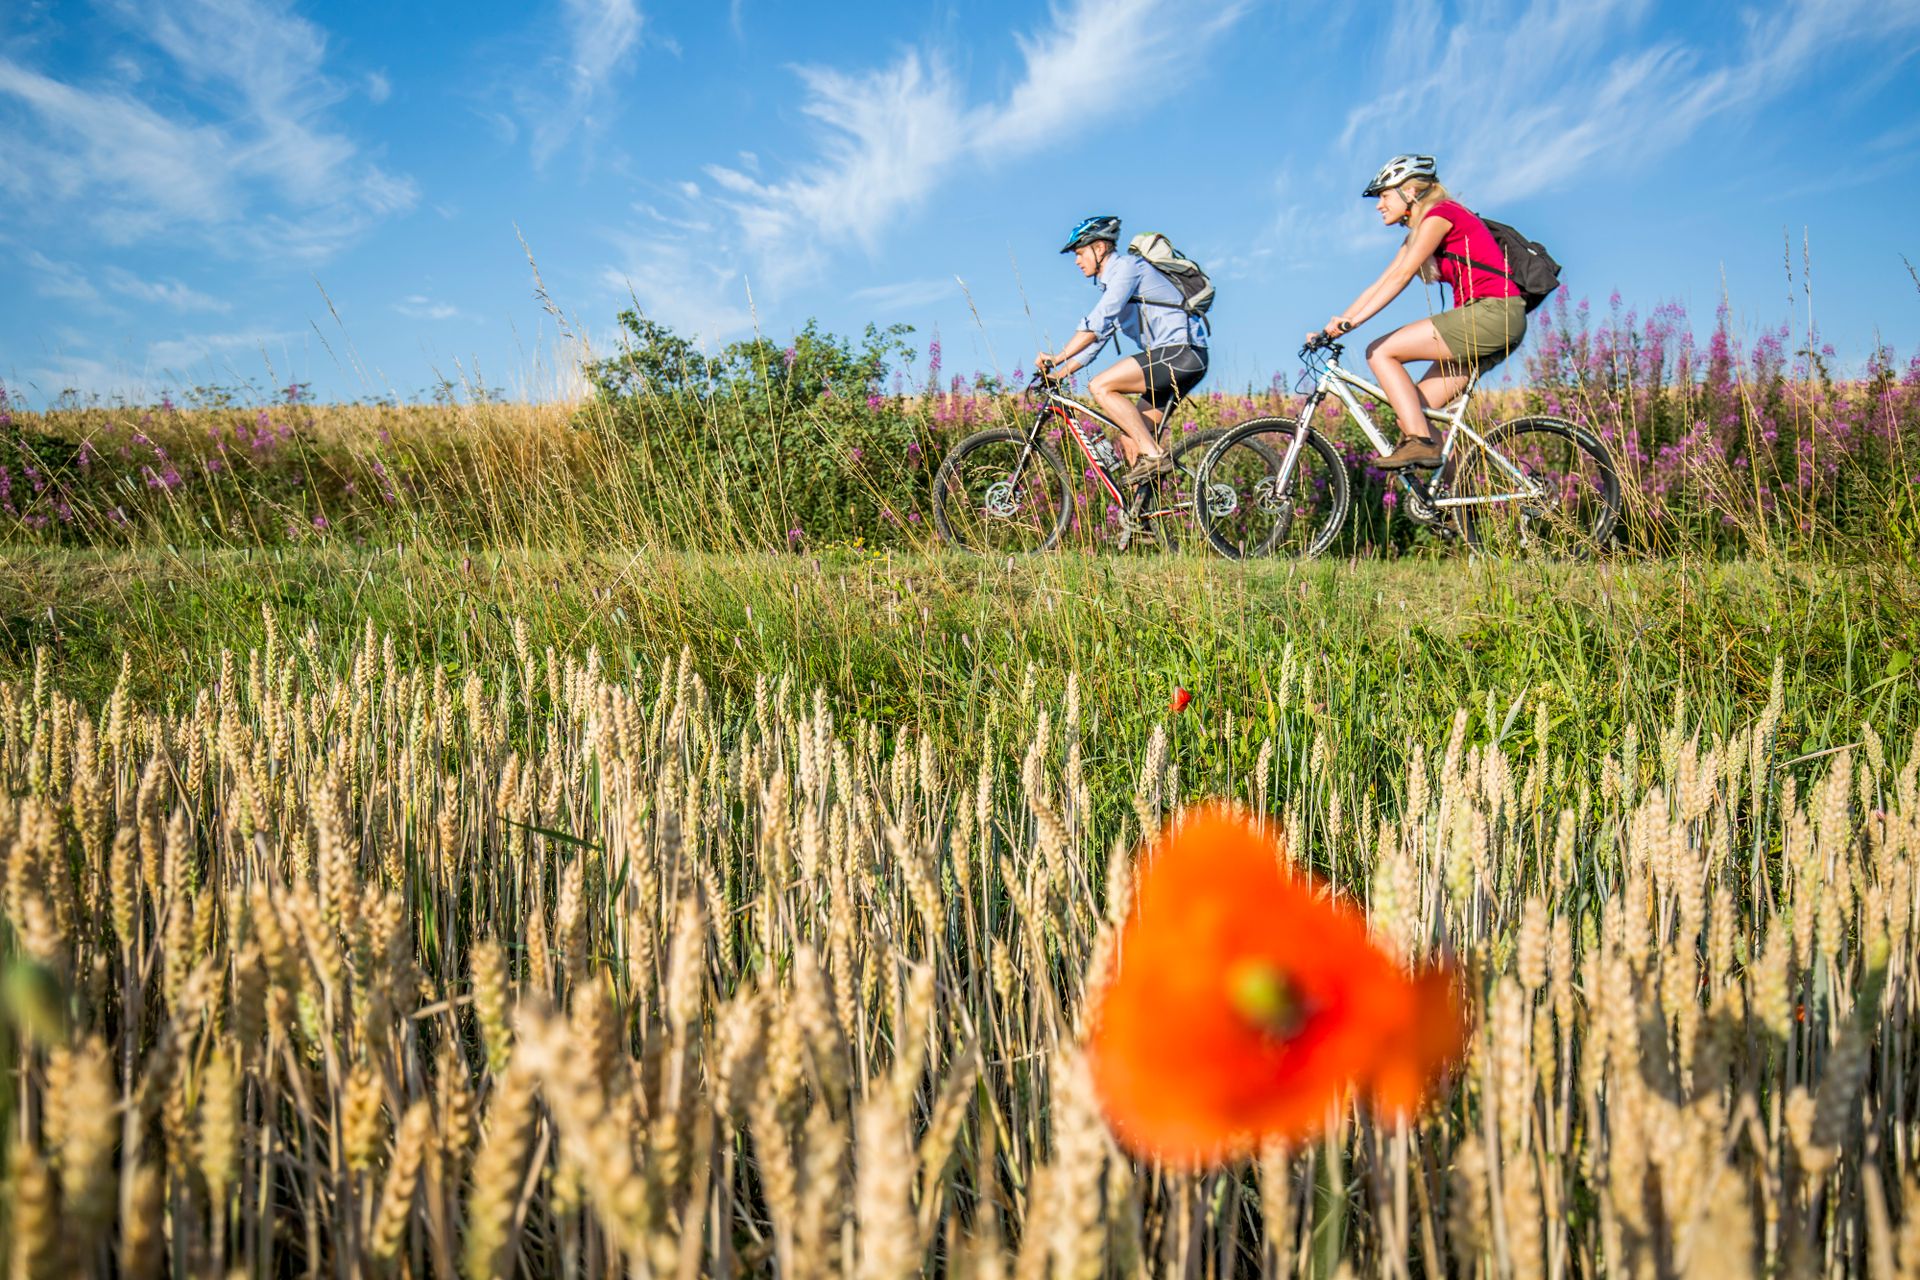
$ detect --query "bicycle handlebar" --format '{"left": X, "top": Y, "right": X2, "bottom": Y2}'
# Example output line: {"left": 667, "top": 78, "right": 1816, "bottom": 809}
{"left": 1299, "top": 335, "right": 1345, "bottom": 360}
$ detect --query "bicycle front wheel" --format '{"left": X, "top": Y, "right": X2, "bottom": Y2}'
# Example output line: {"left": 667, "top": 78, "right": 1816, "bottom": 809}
{"left": 931, "top": 427, "right": 1073, "bottom": 553}
{"left": 1129, "top": 427, "right": 1234, "bottom": 553}
{"left": 1195, "top": 417, "right": 1350, "bottom": 559}
{"left": 1449, "top": 416, "right": 1620, "bottom": 557}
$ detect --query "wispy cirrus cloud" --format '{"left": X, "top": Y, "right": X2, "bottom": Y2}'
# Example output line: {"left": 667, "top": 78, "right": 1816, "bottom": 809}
{"left": 624, "top": 0, "right": 1252, "bottom": 335}
{"left": 24, "top": 250, "right": 102, "bottom": 303}
{"left": 0, "top": 0, "right": 415, "bottom": 261}
{"left": 520, "top": 0, "right": 646, "bottom": 165}
{"left": 19, "top": 248, "right": 229, "bottom": 313}
{"left": 1338, "top": 0, "right": 1920, "bottom": 207}
{"left": 103, "top": 266, "right": 230, "bottom": 313}
{"left": 394, "top": 295, "right": 466, "bottom": 321}
{"left": 145, "top": 329, "right": 296, "bottom": 374}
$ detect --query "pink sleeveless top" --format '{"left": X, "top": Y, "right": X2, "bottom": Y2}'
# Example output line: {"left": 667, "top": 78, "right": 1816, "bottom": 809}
{"left": 1427, "top": 201, "right": 1521, "bottom": 306}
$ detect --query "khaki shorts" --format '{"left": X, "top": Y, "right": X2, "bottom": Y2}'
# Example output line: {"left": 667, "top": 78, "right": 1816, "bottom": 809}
{"left": 1432, "top": 296, "right": 1526, "bottom": 365}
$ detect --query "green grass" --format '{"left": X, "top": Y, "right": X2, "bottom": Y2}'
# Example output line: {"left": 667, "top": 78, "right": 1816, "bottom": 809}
{"left": 7, "top": 545, "right": 1913, "bottom": 876}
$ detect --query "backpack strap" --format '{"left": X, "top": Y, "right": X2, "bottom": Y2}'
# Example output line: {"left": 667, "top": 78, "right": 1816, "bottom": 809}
{"left": 1435, "top": 249, "right": 1518, "bottom": 286}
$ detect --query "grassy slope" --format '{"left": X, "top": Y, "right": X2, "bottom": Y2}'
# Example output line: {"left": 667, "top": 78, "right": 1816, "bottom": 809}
{"left": 5, "top": 547, "right": 1913, "bottom": 832}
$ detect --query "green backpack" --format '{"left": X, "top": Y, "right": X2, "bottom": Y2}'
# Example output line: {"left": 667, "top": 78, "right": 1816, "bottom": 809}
{"left": 1127, "top": 232, "right": 1216, "bottom": 317}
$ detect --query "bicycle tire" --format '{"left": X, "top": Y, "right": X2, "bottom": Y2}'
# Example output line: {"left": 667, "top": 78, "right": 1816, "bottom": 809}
{"left": 1449, "top": 415, "right": 1621, "bottom": 557}
{"left": 931, "top": 427, "right": 1073, "bottom": 553}
{"left": 1194, "top": 417, "right": 1350, "bottom": 559}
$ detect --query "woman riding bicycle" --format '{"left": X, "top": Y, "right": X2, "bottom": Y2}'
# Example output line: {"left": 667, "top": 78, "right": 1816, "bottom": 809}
{"left": 1311, "top": 155, "right": 1525, "bottom": 471}
{"left": 1035, "top": 215, "right": 1210, "bottom": 488}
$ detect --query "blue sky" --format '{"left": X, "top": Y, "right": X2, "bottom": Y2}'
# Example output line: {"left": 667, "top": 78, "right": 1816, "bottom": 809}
{"left": 4, "top": 0, "right": 1919, "bottom": 405}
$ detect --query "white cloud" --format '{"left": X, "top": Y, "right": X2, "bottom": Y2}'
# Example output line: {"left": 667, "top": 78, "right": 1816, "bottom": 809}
{"left": 145, "top": 329, "right": 294, "bottom": 373}
{"left": 22, "top": 354, "right": 137, "bottom": 402}
{"left": 636, "top": 0, "right": 1250, "bottom": 320}
{"left": 394, "top": 295, "right": 465, "bottom": 321}
{"left": 1338, "top": 0, "right": 1920, "bottom": 207}
{"left": 0, "top": 0, "right": 416, "bottom": 260}
{"left": 701, "top": 52, "right": 965, "bottom": 287}
{"left": 24, "top": 250, "right": 101, "bottom": 302}
{"left": 528, "top": 0, "right": 645, "bottom": 164}
{"left": 601, "top": 234, "right": 755, "bottom": 349}
{"left": 102, "top": 266, "right": 230, "bottom": 312}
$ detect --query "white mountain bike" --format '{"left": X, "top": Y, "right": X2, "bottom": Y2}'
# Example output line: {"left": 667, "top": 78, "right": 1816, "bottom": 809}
{"left": 1192, "top": 335, "right": 1622, "bottom": 559}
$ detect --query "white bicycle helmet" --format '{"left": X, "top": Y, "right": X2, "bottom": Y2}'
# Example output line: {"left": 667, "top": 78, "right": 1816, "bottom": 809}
{"left": 1362, "top": 154, "right": 1438, "bottom": 197}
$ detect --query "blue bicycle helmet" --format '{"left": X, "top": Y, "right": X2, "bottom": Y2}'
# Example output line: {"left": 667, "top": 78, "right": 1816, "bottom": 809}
{"left": 1061, "top": 215, "right": 1121, "bottom": 253}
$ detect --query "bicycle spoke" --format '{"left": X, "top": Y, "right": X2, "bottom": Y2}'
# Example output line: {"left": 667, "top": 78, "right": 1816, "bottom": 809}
{"left": 1449, "top": 417, "right": 1620, "bottom": 557}
{"left": 932, "top": 430, "right": 1071, "bottom": 553}
{"left": 1198, "top": 418, "right": 1348, "bottom": 559}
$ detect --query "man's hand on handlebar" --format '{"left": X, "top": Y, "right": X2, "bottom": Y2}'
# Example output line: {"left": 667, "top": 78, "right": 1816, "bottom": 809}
{"left": 1033, "top": 352, "right": 1067, "bottom": 383}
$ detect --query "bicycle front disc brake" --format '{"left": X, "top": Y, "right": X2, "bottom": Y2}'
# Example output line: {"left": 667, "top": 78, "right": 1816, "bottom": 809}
{"left": 982, "top": 479, "right": 1022, "bottom": 519}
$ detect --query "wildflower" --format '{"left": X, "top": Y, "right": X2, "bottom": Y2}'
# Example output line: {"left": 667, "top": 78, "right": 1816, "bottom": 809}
{"left": 849, "top": 447, "right": 865, "bottom": 463}
{"left": 787, "top": 527, "right": 803, "bottom": 547}
{"left": 1088, "top": 805, "right": 1463, "bottom": 1166}
{"left": 1171, "top": 687, "right": 1192, "bottom": 714}
{"left": 312, "top": 514, "right": 329, "bottom": 530}
{"left": 866, "top": 394, "right": 885, "bottom": 412}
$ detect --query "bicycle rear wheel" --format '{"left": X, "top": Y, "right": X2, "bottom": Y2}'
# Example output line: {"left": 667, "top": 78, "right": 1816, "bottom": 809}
{"left": 1195, "top": 417, "right": 1349, "bottom": 559}
{"left": 931, "top": 427, "right": 1073, "bottom": 553}
{"left": 1448, "top": 415, "right": 1620, "bottom": 556}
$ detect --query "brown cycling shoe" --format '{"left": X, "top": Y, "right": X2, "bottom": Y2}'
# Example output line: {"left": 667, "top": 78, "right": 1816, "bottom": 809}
{"left": 1379, "top": 436, "right": 1443, "bottom": 471}
{"left": 1124, "top": 451, "right": 1176, "bottom": 486}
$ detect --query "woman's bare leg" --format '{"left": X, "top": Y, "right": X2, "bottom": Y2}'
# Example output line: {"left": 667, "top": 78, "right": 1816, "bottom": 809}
{"left": 1366, "top": 321, "right": 1455, "bottom": 441}
{"left": 1415, "top": 361, "right": 1473, "bottom": 419}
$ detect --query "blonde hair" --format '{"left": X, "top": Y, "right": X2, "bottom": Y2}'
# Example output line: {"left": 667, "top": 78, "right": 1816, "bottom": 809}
{"left": 1395, "top": 179, "right": 1452, "bottom": 283}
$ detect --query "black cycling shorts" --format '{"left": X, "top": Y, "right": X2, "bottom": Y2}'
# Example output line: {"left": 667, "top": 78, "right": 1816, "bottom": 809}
{"left": 1132, "top": 345, "right": 1208, "bottom": 412}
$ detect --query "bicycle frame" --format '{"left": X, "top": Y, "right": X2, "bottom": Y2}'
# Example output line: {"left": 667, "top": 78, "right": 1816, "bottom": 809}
{"left": 1032, "top": 384, "right": 1188, "bottom": 523}
{"left": 1274, "top": 353, "right": 1545, "bottom": 510}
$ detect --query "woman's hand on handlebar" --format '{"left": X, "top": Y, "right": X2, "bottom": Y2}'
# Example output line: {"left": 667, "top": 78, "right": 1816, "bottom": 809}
{"left": 1306, "top": 317, "right": 1353, "bottom": 344}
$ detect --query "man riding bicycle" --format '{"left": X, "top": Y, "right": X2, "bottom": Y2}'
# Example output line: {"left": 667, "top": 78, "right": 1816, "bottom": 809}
{"left": 1034, "top": 215, "right": 1210, "bottom": 488}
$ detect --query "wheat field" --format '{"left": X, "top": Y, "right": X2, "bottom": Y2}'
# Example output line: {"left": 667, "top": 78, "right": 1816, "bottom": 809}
{"left": 0, "top": 608, "right": 1912, "bottom": 1279}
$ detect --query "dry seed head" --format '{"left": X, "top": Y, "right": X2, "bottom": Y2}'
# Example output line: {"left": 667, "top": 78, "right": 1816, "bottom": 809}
{"left": 795, "top": 1098, "right": 848, "bottom": 1278}
{"left": 8, "top": 1138, "right": 65, "bottom": 1280}
{"left": 1047, "top": 1051, "right": 1109, "bottom": 1280}
{"left": 120, "top": 1161, "right": 164, "bottom": 1280}
{"left": 463, "top": 1068, "right": 538, "bottom": 1280}
{"left": 1516, "top": 896, "right": 1549, "bottom": 991}
{"left": 372, "top": 1100, "right": 434, "bottom": 1262}
{"left": 48, "top": 1036, "right": 117, "bottom": 1232}
{"left": 342, "top": 1061, "right": 386, "bottom": 1173}
{"left": 665, "top": 892, "right": 707, "bottom": 1036}
{"left": 854, "top": 1086, "right": 920, "bottom": 1280}
{"left": 198, "top": 1046, "right": 240, "bottom": 1205}
{"left": 471, "top": 938, "right": 512, "bottom": 1075}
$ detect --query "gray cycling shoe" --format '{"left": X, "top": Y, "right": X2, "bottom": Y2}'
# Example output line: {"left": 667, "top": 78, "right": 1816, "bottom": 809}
{"left": 1124, "top": 451, "right": 1176, "bottom": 486}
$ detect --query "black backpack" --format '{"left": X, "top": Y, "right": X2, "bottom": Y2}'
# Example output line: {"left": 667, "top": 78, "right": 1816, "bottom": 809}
{"left": 1436, "top": 216, "right": 1562, "bottom": 312}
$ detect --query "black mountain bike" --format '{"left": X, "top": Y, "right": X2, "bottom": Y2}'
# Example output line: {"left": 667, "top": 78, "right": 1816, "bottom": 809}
{"left": 930, "top": 374, "right": 1250, "bottom": 554}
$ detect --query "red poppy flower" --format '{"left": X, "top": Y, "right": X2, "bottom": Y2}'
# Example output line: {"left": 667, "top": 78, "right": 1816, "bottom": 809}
{"left": 1087, "top": 804, "right": 1462, "bottom": 1166}
{"left": 1171, "top": 687, "right": 1192, "bottom": 714}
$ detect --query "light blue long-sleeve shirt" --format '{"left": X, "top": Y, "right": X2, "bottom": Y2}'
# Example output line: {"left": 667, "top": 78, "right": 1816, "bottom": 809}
{"left": 1075, "top": 253, "right": 1209, "bottom": 362}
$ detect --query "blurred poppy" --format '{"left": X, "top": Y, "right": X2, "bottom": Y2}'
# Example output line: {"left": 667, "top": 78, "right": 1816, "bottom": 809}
{"left": 1087, "top": 804, "right": 1462, "bottom": 1166}
{"left": 1171, "top": 687, "right": 1192, "bottom": 714}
